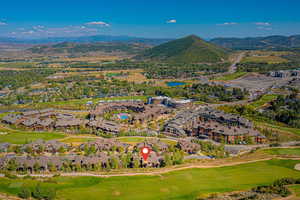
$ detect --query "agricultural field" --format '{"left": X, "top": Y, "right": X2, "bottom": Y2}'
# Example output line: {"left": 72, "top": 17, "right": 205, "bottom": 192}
{"left": 0, "top": 159, "right": 299, "bottom": 200}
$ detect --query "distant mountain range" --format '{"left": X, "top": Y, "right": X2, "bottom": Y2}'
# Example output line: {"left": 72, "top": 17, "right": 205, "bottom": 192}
{"left": 0, "top": 35, "right": 172, "bottom": 46}
{"left": 135, "top": 35, "right": 229, "bottom": 63}
{"left": 210, "top": 35, "right": 300, "bottom": 50}
{"left": 1, "top": 34, "right": 300, "bottom": 52}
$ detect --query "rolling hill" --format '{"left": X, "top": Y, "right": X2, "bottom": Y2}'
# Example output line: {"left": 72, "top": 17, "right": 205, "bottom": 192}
{"left": 28, "top": 42, "right": 150, "bottom": 55}
{"left": 136, "top": 35, "right": 229, "bottom": 63}
{"left": 0, "top": 35, "right": 172, "bottom": 45}
{"left": 210, "top": 35, "right": 300, "bottom": 50}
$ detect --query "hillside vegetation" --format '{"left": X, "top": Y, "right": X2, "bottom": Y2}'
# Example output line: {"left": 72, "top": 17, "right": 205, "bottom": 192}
{"left": 136, "top": 35, "right": 229, "bottom": 63}
{"left": 28, "top": 42, "right": 150, "bottom": 55}
{"left": 211, "top": 35, "right": 300, "bottom": 50}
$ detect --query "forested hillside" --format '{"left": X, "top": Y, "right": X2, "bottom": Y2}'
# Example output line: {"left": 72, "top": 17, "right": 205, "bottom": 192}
{"left": 136, "top": 35, "right": 229, "bottom": 63}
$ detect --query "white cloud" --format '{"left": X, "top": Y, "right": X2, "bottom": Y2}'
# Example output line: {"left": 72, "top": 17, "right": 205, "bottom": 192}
{"left": 85, "top": 21, "right": 110, "bottom": 27}
{"left": 166, "top": 19, "right": 177, "bottom": 23}
{"left": 21, "top": 30, "right": 35, "bottom": 35}
{"left": 254, "top": 22, "right": 271, "bottom": 26}
{"left": 217, "top": 22, "right": 238, "bottom": 26}
{"left": 0, "top": 22, "right": 7, "bottom": 25}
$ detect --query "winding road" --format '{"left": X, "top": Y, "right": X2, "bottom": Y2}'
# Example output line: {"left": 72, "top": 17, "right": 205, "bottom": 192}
{"left": 229, "top": 52, "right": 245, "bottom": 73}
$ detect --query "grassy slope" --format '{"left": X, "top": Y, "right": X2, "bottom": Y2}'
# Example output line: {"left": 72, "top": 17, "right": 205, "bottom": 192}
{"left": 256, "top": 122, "right": 300, "bottom": 137}
{"left": 263, "top": 148, "right": 300, "bottom": 156}
{"left": 138, "top": 35, "right": 228, "bottom": 63}
{"left": 241, "top": 56, "right": 288, "bottom": 64}
{"left": 248, "top": 94, "right": 279, "bottom": 109}
{"left": 0, "top": 160, "right": 299, "bottom": 200}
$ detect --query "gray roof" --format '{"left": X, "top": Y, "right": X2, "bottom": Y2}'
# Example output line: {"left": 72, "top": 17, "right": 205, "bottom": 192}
{"left": 2, "top": 113, "right": 22, "bottom": 124}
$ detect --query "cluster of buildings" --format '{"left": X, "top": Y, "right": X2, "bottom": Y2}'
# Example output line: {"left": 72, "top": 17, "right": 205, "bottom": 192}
{"left": 79, "top": 138, "right": 129, "bottom": 152}
{"left": 0, "top": 96, "right": 266, "bottom": 145}
{"left": 147, "top": 96, "right": 193, "bottom": 109}
{"left": 0, "top": 137, "right": 201, "bottom": 172}
{"left": 164, "top": 107, "right": 265, "bottom": 144}
{"left": 268, "top": 70, "right": 300, "bottom": 78}
{"left": 2, "top": 109, "right": 87, "bottom": 131}
{"left": 88, "top": 101, "right": 171, "bottom": 134}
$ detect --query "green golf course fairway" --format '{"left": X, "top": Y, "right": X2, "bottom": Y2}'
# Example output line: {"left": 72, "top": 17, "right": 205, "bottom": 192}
{"left": 0, "top": 159, "right": 300, "bottom": 200}
{"left": 0, "top": 128, "right": 65, "bottom": 144}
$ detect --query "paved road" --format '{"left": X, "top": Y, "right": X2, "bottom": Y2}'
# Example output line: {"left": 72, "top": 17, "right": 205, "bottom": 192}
{"left": 229, "top": 52, "right": 245, "bottom": 73}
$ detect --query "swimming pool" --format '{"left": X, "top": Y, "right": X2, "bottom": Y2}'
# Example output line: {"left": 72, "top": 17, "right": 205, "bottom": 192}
{"left": 118, "top": 113, "right": 129, "bottom": 120}
{"left": 166, "top": 82, "right": 186, "bottom": 87}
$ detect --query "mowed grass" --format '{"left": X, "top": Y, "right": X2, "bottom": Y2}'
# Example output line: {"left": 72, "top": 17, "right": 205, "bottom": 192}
{"left": 263, "top": 148, "right": 300, "bottom": 156}
{"left": 0, "top": 159, "right": 299, "bottom": 200}
{"left": 0, "top": 126, "right": 65, "bottom": 144}
{"left": 241, "top": 56, "right": 288, "bottom": 64}
{"left": 117, "top": 137, "right": 177, "bottom": 145}
{"left": 214, "top": 72, "right": 248, "bottom": 81}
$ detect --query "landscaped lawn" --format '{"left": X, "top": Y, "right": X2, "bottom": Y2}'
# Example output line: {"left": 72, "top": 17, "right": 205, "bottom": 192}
{"left": 0, "top": 126, "right": 65, "bottom": 144}
{"left": 0, "top": 159, "right": 299, "bottom": 200}
{"left": 263, "top": 148, "right": 300, "bottom": 156}
{"left": 214, "top": 72, "right": 247, "bottom": 81}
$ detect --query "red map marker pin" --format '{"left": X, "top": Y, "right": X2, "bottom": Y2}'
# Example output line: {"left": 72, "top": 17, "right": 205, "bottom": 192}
{"left": 141, "top": 147, "right": 151, "bottom": 161}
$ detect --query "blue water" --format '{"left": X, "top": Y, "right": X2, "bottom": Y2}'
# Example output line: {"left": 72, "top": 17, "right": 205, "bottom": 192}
{"left": 166, "top": 82, "right": 186, "bottom": 87}
{"left": 119, "top": 114, "right": 129, "bottom": 120}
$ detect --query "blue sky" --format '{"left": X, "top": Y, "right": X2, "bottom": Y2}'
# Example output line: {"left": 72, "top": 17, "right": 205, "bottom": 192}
{"left": 0, "top": 0, "right": 299, "bottom": 39}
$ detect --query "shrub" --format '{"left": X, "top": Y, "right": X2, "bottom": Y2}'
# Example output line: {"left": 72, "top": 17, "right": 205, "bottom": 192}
{"left": 18, "top": 187, "right": 32, "bottom": 199}
{"left": 269, "top": 143, "right": 281, "bottom": 147}
{"left": 4, "top": 171, "right": 17, "bottom": 179}
{"left": 252, "top": 185, "right": 291, "bottom": 197}
{"left": 32, "top": 184, "right": 57, "bottom": 200}
{"left": 273, "top": 178, "right": 296, "bottom": 186}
